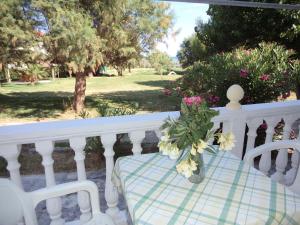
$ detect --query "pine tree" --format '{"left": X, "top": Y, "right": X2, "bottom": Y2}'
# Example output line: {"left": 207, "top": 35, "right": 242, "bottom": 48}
{"left": 32, "top": 1, "right": 103, "bottom": 112}
{"left": 0, "top": 0, "right": 37, "bottom": 82}
{"left": 84, "top": 0, "right": 173, "bottom": 76}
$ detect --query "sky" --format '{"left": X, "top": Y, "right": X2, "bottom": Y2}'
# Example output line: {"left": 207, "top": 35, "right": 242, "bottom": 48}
{"left": 156, "top": 2, "right": 210, "bottom": 57}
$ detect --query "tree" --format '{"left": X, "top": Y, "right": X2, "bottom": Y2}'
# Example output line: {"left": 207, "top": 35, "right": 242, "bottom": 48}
{"left": 0, "top": 0, "right": 37, "bottom": 82}
{"left": 195, "top": 2, "right": 300, "bottom": 56}
{"left": 33, "top": 1, "right": 103, "bottom": 112}
{"left": 177, "top": 33, "right": 209, "bottom": 68}
{"left": 83, "top": 0, "right": 173, "bottom": 76}
{"left": 149, "top": 51, "right": 173, "bottom": 75}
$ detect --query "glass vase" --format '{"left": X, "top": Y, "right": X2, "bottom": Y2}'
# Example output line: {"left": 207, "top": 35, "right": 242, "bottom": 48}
{"left": 188, "top": 153, "right": 205, "bottom": 184}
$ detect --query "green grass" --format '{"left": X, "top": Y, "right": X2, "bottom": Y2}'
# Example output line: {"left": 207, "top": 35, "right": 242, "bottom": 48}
{"left": 0, "top": 68, "right": 182, "bottom": 124}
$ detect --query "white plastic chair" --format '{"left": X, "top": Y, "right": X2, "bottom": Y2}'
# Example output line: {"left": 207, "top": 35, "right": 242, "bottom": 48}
{"left": 0, "top": 179, "right": 115, "bottom": 225}
{"left": 244, "top": 140, "right": 300, "bottom": 195}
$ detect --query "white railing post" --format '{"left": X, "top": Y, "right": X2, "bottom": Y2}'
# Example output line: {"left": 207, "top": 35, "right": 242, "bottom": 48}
{"left": 101, "top": 133, "right": 120, "bottom": 218}
{"left": 69, "top": 137, "right": 91, "bottom": 224}
{"left": 0, "top": 144, "right": 22, "bottom": 188}
{"left": 275, "top": 116, "right": 298, "bottom": 184}
{"left": 35, "top": 141, "right": 64, "bottom": 225}
{"left": 0, "top": 144, "right": 24, "bottom": 225}
{"left": 245, "top": 118, "right": 262, "bottom": 153}
{"left": 259, "top": 117, "right": 278, "bottom": 175}
{"left": 129, "top": 131, "right": 145, "bottom": 155}
{"left": 225, "top": 84, "right": 246, "bottom": 159}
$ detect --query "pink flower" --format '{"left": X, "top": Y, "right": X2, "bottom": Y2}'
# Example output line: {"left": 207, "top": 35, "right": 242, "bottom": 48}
{"left": 282, "top": 91, "right": 290, "bottom": 99}
{"left": 259, "top": 74, "right": 270, "bottom": 81}
{"left": 208, "top": 95, "right": 220, "bottom": 104}
{"left": 240, "top": 69, "right": 249, "bottom": 78}
{"left": 183, "top": 97, "right": 193, "bottom": 106}
{"left": 163, "top": 88, "right": 172, "bottom": 96}
{"left": 183, "top": 96, "right": 202, "bottom": 106}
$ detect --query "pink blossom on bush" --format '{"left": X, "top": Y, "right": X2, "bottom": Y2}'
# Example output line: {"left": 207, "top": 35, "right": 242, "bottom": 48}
{"left": 183, "top": 96, "right": 202, "bottom": 106}
{"left": 259, "top": 74, "right": 270, "bottom": 81}
{"left": 282, "top": 91, "right": 291, "bottom": 99}
{"left": 163, "top": 88, "right": 172, "bottom": 96}
{"left": 208, "top": 95, "right": 220, "bottom": 104}
{"left": 240, "top": 69, "right": 249, "bottom": 78}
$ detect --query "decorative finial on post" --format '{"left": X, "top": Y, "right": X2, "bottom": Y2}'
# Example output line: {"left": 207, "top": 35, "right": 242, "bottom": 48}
{"left": 226, "top": 84, "right": 244, "bottom": 110}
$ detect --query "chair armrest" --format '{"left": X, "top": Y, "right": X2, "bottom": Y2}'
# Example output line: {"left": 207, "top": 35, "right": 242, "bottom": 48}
{"left": 244, "top": 140, "right": 300, "bottom": 166}
{"left": 30, "top": 180, "right": 101, "bottom": 215}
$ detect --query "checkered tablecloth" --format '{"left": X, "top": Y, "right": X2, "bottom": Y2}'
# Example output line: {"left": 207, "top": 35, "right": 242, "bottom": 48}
{"left": 113, "top": 151, "right": 300, "bottom": 225}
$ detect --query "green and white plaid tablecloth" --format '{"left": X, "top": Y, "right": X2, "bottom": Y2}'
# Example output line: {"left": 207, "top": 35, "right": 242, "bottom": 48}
{"left": 113, "top": 151, "right": 300, "bottom": 225}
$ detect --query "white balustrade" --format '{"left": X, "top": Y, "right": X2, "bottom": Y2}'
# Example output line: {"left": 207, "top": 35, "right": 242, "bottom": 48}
{"left": 69, "top": 137, "right": 91, "bottom": 224}
{"left": 245, "top": 118, "right": 262, "bottom": 153}
{"left": 271, "top": 116, "right": 295, "bottom": 183}
{"left": 0, "top": 144, "right": 22, "bottom": 188}
{"left": 101, "top": 133, "right": 120, "bottom": 219}
{"left": 129, "top": 131, "right": 145, "bottom": 155}
{"left": 35, "top": 141, "right": 64, "bottom": 225}
{"left": 0, "top": 144, "right": 24, "bottom": 225}
{"left": 0, "top": 85, "right": 300, "bottom": 225}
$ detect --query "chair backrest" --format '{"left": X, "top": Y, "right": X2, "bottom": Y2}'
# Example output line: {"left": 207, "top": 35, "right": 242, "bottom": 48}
{"left": 0, "top": 178, "right": 38, "bottom": 225}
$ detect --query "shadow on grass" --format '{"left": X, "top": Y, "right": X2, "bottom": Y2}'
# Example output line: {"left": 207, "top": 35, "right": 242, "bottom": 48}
{"left": 91, "top": 90, "right": 181, "bottom": 112}
{"left": 0, "top": 92, "right": 72, "bottom": 119}
{"left": 0, "top": 89, "right": 181, "bottom": 120}
{"left": 135, "top": 80, "right": 176, "bottom": 88}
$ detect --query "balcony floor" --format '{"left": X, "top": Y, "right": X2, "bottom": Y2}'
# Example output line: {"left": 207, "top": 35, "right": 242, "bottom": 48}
{"left": 21, "top": 169, "right": 130, "bottom": 225}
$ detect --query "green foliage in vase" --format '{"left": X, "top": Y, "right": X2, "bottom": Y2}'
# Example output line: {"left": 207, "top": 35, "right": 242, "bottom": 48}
{"left": 158, "top": 96, "right": 235, "bottom": 178}
{"left": 161, "top": 98, "right": 218, "bottom": 151}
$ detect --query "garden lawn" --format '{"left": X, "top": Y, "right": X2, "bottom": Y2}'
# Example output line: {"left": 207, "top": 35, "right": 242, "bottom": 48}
{"left": 0, "top": 68, "right": 182, "bottom": 124}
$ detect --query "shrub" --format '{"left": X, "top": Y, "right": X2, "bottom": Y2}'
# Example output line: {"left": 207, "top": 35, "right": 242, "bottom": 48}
{"left": 20, "top": 64, "right": 49, "bottom": 83}
{"left": 179, "top": 42, "right": 295, "bottom": 106}
{"left": 97, "top": 102, "right": 137, "bottom": 117}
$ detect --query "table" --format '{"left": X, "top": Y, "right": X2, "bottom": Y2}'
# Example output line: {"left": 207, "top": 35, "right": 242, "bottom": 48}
{"left": 113, "top": 151, "right": 300, "bottom": 225}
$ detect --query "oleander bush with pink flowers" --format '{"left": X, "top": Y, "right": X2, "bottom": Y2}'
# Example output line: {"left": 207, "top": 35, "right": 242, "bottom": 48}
{"left": 178, "top": 42, "right": 296, "bottom": 106}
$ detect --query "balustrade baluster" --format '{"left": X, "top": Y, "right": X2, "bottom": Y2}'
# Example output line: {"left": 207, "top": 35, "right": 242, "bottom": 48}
{"left": 69, "top": 137, "right": 91, "bottom": 224}
{"left": 129, "top": 131, "right": 145, "bottom": 155}
{"left": 35, "top": 141, "right": 64, "bottom": 225}
{"left": 245, "top": 118, "right": 262, "bottom": 153}
{"left": 101, "top": 134, "right": 120, "bottom": 219}
{"left": 259, "top": 117, "right": 278, "bottom": 176}
{"left": 0, "top": 144, "right": 24, "bottom": 225}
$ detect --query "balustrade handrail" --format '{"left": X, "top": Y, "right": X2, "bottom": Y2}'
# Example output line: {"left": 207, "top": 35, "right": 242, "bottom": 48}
{"left": 0, "top": 100, "right": 299, "bottom": 145}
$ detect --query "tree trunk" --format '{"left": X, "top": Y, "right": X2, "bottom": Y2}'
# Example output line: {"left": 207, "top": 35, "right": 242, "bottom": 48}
{"left": 5, "top": 66, "right": 11, "bottom": 83}
{"left": 296, "top": 83, "right": 300, "bottom": 100}
{"left": 73, "top": 72, "right": 86, "bottom": 113}
{"left": 51, "top": 68, "right": 55, "bottom": 80}
{"left": 117, "top": 68, "right": 123, "bottom": 76}
{"left": 128, "top": 65, "right": 131, "bottom": 73}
